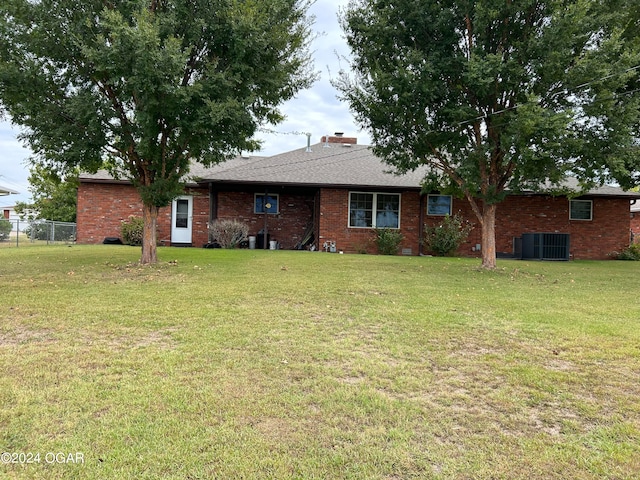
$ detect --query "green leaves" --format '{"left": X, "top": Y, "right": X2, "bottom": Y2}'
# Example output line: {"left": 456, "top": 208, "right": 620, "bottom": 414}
{"left": 15, "top": 163, "right": 79, "bottom": 222}
{"left": 340, "top": 0, "right": 640, "bottom": 189}
{"left": 0, "top": 0, "right": 316, "bottom": 262}
{"left": 338, "top": 0, "right": 640, "bottom": 267}
{"left": 1, "top": 0, "right": 316, "bottom": 184}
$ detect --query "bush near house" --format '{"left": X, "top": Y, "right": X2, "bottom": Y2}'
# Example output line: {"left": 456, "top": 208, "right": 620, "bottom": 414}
{"left": 120, "top": 216, "right": 144, "bottom": 246}
{"left": 0, "top": 218, "right": 11, "bottom": 241}
{"left": 423, "top": 213, "right": 474, "bottom": 256}
{"left": 375, "top": 228, "right": 404, "bottom": 255}
{"left": 207, "top": 219, "right": 249, "bottom": 249}
{"left": 613, "top": 243, "right": 640, "bottom": 260}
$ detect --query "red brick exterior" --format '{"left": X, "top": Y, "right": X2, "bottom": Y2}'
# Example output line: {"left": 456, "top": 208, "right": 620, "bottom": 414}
{"left": 77, "top": 180, "right": 633, "bottom": 259}
{"left": 76, "top": 182, "right": 209, "bottom": 246}
{"left": 433, "top": 195, "right": 632, "bottom": 259}
{"left": 318, "top": 188, "right": 422, "bottom": 255}
{"left": 214, "top": 190, "right": 316, "bottom": 249}
{"left": 320, "top": 135, "right": 357, "bottom": 145}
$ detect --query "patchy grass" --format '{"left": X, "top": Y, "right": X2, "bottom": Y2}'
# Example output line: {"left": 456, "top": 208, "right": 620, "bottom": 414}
{"left": 1, "top": 245, "right": 639, "bottom": 479}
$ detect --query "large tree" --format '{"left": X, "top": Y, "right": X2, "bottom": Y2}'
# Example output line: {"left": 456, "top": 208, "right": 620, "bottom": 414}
{"left": 337, "top": 0, "right": 640, "bottom": 268}
{"left": 0, "top": 0, "right": 316, "bottom": 263}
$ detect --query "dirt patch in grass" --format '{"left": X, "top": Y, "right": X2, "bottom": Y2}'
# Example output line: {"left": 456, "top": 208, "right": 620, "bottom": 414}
{"left": 73, "top": 327, "right": 180, "bottom": 351}
{"left": 0, "top": 326, "right": 53, "bottom": 347}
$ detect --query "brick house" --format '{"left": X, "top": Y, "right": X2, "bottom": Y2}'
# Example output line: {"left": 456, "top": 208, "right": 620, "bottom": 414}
{"left": 77, "top": 134, "right": 640, "bottom": 259}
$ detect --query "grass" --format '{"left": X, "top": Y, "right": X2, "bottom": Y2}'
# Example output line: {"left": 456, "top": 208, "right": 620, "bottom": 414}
{"left": 1, "top": 245, "right": 639, "bottom": 479}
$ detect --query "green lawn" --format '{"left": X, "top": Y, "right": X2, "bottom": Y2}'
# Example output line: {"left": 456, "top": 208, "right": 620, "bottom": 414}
{"left": 1, "top": 246, "right": 639, "bottom": 479}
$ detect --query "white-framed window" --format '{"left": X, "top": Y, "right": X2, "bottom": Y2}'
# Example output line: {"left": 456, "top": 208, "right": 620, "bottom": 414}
{"left": 254, "top": 193, "right": 279, "bottom": 214}
{"left": 349, "top": 192, "right": 401, "bottom": 228}
{"left": 427, "top": 195, "right": 452, "bottom": 216}
{"left": 570, "top": 199, "right": 592, "bottom": 220}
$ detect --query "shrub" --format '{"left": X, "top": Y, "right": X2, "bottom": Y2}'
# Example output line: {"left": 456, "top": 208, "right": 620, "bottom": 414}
{"left": 0, "top": 218, "right": 11, "bottom": 241}
{"left": 121, "top": 216, "right": 144, "bottom": 246}
{"left": 613, "top": 243, "right": 640, "bottom": 260}
{"left": 23, "top": 222, "right": 47, "bottom": 240}
{"left": 375, "top": 228, "right": 404, "bottom": 255}
{"left": 423, "top": 213, "right": 474, "bottom": 256}
{"left": 207, "top": 219, "right": 249, "bottom": 249}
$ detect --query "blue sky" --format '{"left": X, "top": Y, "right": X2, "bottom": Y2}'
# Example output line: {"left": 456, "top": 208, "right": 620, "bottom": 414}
{"left": 0, "top": 0, "right": 370, "bottom": 208}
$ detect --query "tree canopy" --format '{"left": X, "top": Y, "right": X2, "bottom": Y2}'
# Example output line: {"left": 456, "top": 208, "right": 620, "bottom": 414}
{"left": 14, "top": 164, "right": 79, "bottom": 223}
{"left": 337, "top": 0, "right": 640, "bottom": 268}
{"left": 0, "top": 0, "right": 316, "bottom": 263}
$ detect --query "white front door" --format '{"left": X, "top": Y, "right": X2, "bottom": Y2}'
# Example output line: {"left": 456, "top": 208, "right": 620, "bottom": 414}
{"left": 171, "top": 195, "right": 193, "bottom": 244}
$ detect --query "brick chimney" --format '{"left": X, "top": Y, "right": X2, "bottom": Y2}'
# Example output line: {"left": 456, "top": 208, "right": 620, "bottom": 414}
{"left": 321, "top": 132, "right": 357, "bottom": 145}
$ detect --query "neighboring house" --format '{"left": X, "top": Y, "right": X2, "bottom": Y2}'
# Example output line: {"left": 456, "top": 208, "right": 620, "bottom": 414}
{"left": 77, "top": 134, "right": 640, "bottom": 260}
{"left": 1, "top": 185, "right": 21, "bottom": 231}
{"left": 1, "top": 205, "right": 24, "bottom": 223}
{"left": 0, "top": 184, "right": 19, "bottom": 197}
{"left": 1, "top": 205, "right": 44, "bottom": 239}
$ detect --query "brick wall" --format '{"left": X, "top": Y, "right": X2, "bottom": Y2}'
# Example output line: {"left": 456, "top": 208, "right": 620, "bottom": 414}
{"left": 78, "top": 181, "right": 632, "bottom": 259}
{"left": 320, "top": 134, "right": 357, "bottom": 145}
{"left": 422, "top": 195, "right": 631, "bottom": 260}
{"left": 77, "top": 182, "right": 209, "bottom": 246}
{"left": 190, "top": 191, "right": 210, "bottom": 247}
{"left": 318, "top": 188, "right": 422, "bottom": 255}
{"left": 215, "top": 190, "right": 315, "bottom": 249}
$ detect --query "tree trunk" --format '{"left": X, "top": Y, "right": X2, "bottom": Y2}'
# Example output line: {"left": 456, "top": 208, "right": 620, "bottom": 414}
{"left": 140, "top": 203, "right": 159, "bottom": 264}
{"left": 480, "top": 203, "right": 497, "bottom": 269}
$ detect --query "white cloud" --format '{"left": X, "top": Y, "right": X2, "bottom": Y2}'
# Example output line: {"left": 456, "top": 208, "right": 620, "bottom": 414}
{"left": 0, "top": 122, "right": 31, "bottom": 206}
{"left": 255, "top": 0, "right": 370, "bottom": 154}
{"left": 0, "top": 0, "right": 369, "bottom": 204}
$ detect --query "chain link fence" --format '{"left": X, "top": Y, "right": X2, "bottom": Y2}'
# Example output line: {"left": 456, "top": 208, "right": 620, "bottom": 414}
{"left": 0, "top": 219, "right": 76, "bottom": 247}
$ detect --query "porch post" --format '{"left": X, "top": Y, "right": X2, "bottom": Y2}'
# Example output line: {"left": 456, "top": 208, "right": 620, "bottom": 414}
{"left": 263, "top": 188, "right": 269, "bottom": 249}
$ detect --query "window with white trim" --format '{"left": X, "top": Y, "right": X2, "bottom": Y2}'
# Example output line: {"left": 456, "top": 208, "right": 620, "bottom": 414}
{"left": 427, "top": 195, "right": 452, "bottom": 216}
{"left": 349, "top": 192, "right": 400, "bottom": 228}
{"left": 254, "top": 194, "right": 279, "bottom": 214}
{"left": 570, "top": 199, "right": 592, "bottom": 220}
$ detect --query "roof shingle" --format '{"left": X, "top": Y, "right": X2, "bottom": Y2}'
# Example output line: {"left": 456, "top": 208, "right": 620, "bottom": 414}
{"left": 79, "top": 142, "right": 640, "bottom": 198}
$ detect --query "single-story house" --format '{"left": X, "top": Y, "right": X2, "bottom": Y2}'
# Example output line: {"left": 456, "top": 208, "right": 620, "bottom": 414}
{"left": 77, "top": 134, "right": 640, "bottom": 260}
{"left": 0, "top": 184, "right": 19, "bottom": 196}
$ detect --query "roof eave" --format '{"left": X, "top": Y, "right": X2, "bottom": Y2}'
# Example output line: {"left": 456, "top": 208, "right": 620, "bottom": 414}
{"left": 203, "top": 179, "right": 421, "bottom": 190}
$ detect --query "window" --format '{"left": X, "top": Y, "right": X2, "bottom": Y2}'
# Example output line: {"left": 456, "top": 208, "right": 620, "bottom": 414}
{"left": 255, "top": 194, "right": 279, "bottom": 214}
{"left": 174, "top": 199, "right": 189, "bottom": 228}
{"left": 570, "top": 199, "right": 592, "bottom": 220}
{"left": 427, "top": 195, "right": 452, "bottom": 216}
{"left": 349, "top": 192, "right": 400, "bottom": 228}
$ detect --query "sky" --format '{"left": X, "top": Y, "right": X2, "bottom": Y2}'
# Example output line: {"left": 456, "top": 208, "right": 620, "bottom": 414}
{"left": 0, "top": 0, "right": 370, "bottom": 208}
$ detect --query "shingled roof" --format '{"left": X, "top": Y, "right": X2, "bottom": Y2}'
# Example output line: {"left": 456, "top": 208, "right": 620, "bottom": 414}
{"left": 79, "top": 140, "right": 640, "bottom": 198}
{"left": 188, "top": 142, "right": 428, "bottom": 189}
